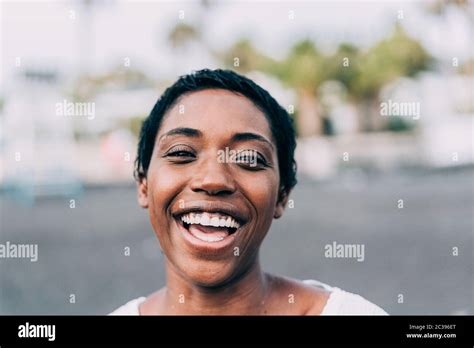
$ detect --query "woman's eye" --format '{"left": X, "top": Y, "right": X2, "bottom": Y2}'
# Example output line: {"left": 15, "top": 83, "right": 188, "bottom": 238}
{"left": 168, "top": 150, "right": 194, "bottom": 157}
{"left": 164, "top": 146, "right": 196, "bottom": 161}
{"left": 235, "top": 150, "right": 268, "bottom": 169}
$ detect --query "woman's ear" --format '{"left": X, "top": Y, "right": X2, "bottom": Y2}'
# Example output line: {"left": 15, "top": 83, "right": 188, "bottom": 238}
{"left": 274, "top": 188, "right": 290, "bottom": 219}
{"left": 137, "top": 178, "right": 149, "bottom": 208}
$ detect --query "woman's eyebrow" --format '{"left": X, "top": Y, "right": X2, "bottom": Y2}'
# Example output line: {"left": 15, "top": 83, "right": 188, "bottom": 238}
{"left": 158, "top": 127, "right": 202, "bottom": 143}
{"left": 231, "top": 132, "right": 274, "bottom": 151}
{"left": 158, "top": 128, "right": 274, "bottom": 150}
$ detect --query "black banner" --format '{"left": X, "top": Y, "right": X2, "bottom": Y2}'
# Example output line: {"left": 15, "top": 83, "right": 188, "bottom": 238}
{"left": 0, "top": 315, "right": 472, "bottom": 346}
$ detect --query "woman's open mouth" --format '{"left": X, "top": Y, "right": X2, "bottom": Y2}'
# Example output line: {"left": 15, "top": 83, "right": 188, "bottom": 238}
{"left": 179, "top": 212, "right": 240, "bottom": 243}
{"left": 175, "top": 211, "right": 244, "bottom": 254}
{"left": 172, "top": 201, "right": 248, "bottom": 252}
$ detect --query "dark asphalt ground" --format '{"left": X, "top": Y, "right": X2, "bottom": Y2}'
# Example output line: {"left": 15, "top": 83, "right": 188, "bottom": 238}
{"left": 0, "top": 167, "right": 472, "bottom": 315}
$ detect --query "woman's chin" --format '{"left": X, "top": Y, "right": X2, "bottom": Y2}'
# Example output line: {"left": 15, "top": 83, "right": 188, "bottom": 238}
{"left": 160, "top": 216, "right": 249, "bottom": 287}
{"left": 177, "top": 259, "right": 238, "bottom": 288}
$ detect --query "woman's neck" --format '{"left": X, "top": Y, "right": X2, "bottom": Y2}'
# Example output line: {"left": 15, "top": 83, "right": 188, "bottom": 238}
{"left": 161, "top": 259, "right": 272, "bottom": 315}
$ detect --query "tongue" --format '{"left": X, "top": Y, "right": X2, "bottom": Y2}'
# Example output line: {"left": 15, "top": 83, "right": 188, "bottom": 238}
{"left": 188, "top": 224, "right": 229, "bottom": 240}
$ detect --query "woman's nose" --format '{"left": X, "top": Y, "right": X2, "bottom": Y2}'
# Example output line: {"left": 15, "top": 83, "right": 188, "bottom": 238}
{"left": 190, "top": 153, "right": 236, "bottom": 196}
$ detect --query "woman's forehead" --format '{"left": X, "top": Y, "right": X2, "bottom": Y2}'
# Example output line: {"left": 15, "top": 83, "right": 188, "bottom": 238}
{"left": 159, "top": 89, "right": 273, "bottom": 140}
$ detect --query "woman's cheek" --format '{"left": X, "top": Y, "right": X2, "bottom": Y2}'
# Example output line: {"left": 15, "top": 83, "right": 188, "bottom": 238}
{"left": 150, "top": 163, "right": 186, "bottom": 201}
{"left": 147, "top": 164, "right": 183, "bottom": 237}
{"left": 244, "top": 173, "right": 280, "bottom": 225}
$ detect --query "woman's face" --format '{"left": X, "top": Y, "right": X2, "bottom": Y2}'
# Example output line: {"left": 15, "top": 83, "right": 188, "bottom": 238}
{"left": 138, "top": 89, "right": 288, "bottom": 287}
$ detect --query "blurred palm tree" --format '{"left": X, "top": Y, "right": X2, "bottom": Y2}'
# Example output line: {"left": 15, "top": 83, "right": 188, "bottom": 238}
{"left": 221, "top": 39, "right": 266, "bottom": 73}
{"left": 169, "top": 8, "right": 432, "bottom": 137}
{"left": 327, "top": 43, "right": 360, "bottom": 89}
{"left": 339, "top": 25, "right": 432, "bottom": 131}
{"left": 259, "top": 40, "right": 332, "bottom": 137}
{"left": 223, "top": 31, "right": 431, "bottom": 135}
{"left": 168, "top": 23, "right": 201, "bottom": 50}
{"left": 221, "top": 39, "right": 332, "bottom": 136}
{"left": 167, "top": 0, "right": 216, "bottom": 52}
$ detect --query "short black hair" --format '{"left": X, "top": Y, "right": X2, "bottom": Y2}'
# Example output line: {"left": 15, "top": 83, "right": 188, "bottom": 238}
{"left": 135, "top": 69, "right": 297, "bottom": 195}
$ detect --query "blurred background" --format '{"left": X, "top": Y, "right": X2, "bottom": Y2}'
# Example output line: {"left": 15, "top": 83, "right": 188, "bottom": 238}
{"left": 0, "top": 0, "right": 472, "bottom": 315}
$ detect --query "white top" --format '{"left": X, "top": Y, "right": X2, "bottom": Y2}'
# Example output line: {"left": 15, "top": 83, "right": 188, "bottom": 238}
{"left": 109, "top": 279, "right": 388, "bottom": 315}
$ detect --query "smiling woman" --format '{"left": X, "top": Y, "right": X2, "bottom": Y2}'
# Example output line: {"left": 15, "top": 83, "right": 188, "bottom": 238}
{"left": 110, "top": 69, "right": 387, "bottom": 315}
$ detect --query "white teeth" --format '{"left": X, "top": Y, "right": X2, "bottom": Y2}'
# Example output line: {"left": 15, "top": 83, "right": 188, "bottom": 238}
{"left": 200, "top": 214, "right": 210, "bottom": 225}
{"left": 210, "top": 216, "right": 220, "bottom": 227}
{"left": 180, "top": 212, "right": 240, "bottom": 229}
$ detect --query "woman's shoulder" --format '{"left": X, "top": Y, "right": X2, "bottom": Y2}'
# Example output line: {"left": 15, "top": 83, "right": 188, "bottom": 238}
{"left": 109, "top": 296, "right": 146, "bottom": 315}
{"left": 108, "top": 279, "right": 388, "bottom": 315}
{"left": 303, "top": 279, "right": 388, "bottom": 315}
